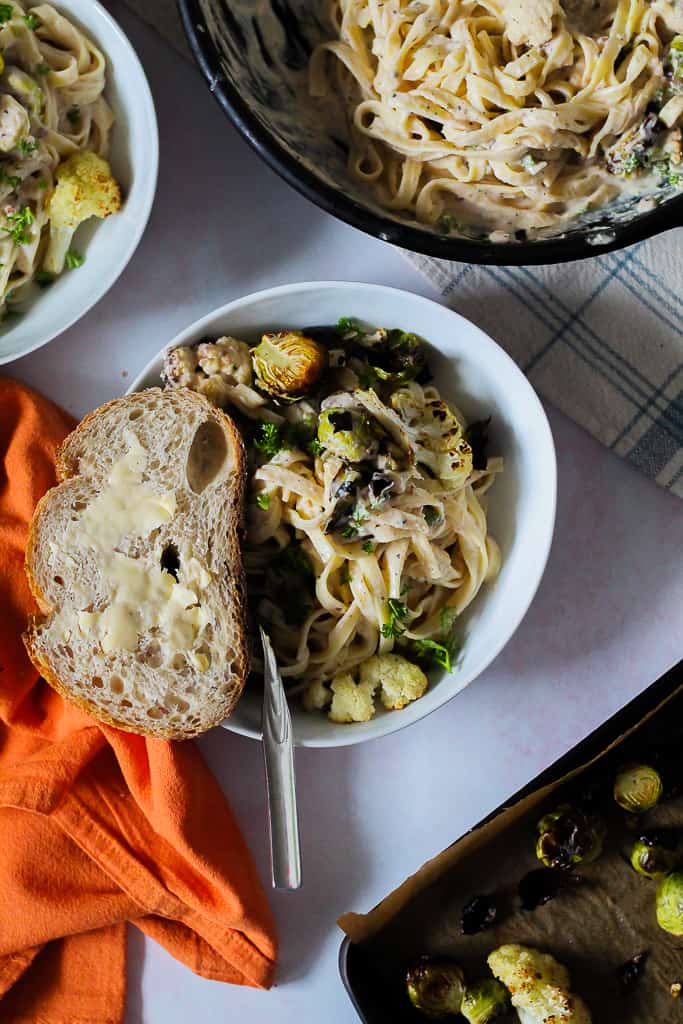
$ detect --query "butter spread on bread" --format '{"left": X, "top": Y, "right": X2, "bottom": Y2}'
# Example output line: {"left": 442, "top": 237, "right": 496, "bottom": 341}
{"left": 23, "top": 388, "right": 248, "bottom": 739}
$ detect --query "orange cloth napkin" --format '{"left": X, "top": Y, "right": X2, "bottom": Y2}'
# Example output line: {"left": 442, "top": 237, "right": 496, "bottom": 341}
{"left": 0, "top": 378, "right": 277, "bottom": 1024}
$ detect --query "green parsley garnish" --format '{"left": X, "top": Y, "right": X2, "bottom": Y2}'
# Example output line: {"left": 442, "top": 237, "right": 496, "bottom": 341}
{"left": 18, "top": 138, "right": 38, "bottom": 156}
{"left": 256, "top": 492, "right": 270, "bottom": 511}
{"left": 35, "top": 62, "right": 50, "bottom": 76}
{"left": 411, "top": 608, "right": 462, "bottom": 672}
{"left": 35, "top": 269, "right": 55, "bottom": 288}
{"left": 337, "top": 315, "right": 363, "bottom": 333}
{"left": 381, "top": 598, "right": 409, "bottom": 639}
{"left": 0, "top": 168, "right": 22, "bottom": 189}
{"left": 341, "top": 506, "right": 369, "bottom": 539}
{"left": 0, "top": 4, "right": 13, "bottom": 23}
{"left": 66, "top": 104, "right": 81, "bottom": 127}
{"left": 37, "top": 178, "right": 48, "bottom": 189}
{"left": 651, "top": 156, "right": 683, "bottom": 188}
{"left": 440, "top": 606, "right": 458, "bottom": 634}
{"left": 436, "top": 213, "right": 454, "bottom": 234}
{"left": 23, "top": 11, "right": 41, "bottom": 29}
{"left": 254, "top": 421, "right": 286, "bottom": 459}
{"left": 65, "top": 249, "right": 84, "bottom": 269}
{"left": 308, "top": 437, "right": 325, "bottom": 457}
{"left": 362, "top": 540, "right": 374, "bottom": 554}
{"left": 411, "top": 637, "right": 457, "bottom": 672}
{"left": 358, "top": 364, "right": 379, "bottom": 390}
{"left": 4, "top": 204, "right": 34, "bottom": 245}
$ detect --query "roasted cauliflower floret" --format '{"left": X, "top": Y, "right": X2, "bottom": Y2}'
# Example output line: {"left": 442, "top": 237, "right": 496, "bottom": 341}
{"left": 302, "top": 678, "right": 331, "bottom": 713}
{"left": 43, "top": 151, "right": 121, "bottom": 273}
{"left": 196, "top": 337, "right": 253, "bottom": 386}
{"left": 0, "top": 93, "right": 30, "bottom": 152}
{"left": 391, "top": 387, "right": 473, "bottom": 485}
{"left": 360, "top": 653, "right": 428, "bottom": 710}
{"left": 488, "top": 945, "right": 592, "bottom": 1024}
{"left": 163, "top": 336, "right": 258, "bottom": 411}
{"left": 328, "top": 672, "right": 377, "bottom": 723}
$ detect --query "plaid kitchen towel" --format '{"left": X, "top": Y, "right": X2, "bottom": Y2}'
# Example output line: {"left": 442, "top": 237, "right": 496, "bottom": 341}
{"left": 407, "top": 241, "right": 683, "bottom": 498}
{"left": 122, "top": 2, "right": 683, "bottom": 498}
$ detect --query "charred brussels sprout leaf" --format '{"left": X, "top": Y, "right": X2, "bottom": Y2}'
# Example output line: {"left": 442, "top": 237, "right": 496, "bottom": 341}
{"left": 630, "top": 831, "right": 682, "bottom": 879}
{"left": 536, "top": 804, "right": 605, "bottom": 870}
{"left": 614, "top": 764, "right": 663, "bottom": 814}
{"left": 252, "top": 331, "right": 326, "bottom": 400}
{"left": 461, "top": 893, "right": 498, "bottom": 935}
{"left": 464, "top": 417, "right": 491, "bottom": 471}
{"left": 334, "top": 318, "right": 428, "bottom": 383}
{"left": 461, "top": 979, "right": 509, "bottom": 1023}
{"left": 406, "top": 958, "right": 466, "bottom": 1018}
{"left": 656, "top": 871, "right": 683, "bottom": 935}
{"left": 518, "top": 867, "right": 583, "bottom": 910}
{"left": 379, "top": 329, "right": 428, "bottom": 382}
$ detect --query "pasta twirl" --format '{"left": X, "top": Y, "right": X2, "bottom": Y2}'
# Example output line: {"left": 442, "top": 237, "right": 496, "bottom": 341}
{"left": 310, "top": 0, "right": 683, "bottom": 238}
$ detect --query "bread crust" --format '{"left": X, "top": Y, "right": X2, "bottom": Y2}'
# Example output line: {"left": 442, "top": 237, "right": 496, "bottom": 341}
{"left": 22, "top": 388, "right": 249, "bottom": 740}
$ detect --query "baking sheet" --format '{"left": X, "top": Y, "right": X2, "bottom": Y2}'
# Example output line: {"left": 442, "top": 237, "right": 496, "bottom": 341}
{"left": 339, "top": 662, "right": 683, "bottom": 1022}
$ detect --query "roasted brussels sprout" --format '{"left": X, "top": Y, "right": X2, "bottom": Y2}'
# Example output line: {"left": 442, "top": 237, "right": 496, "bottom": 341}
{"left": 371, "top": 329, "right": 427, "bottom": 382}
{"left": 334, "top": 319, "right": 428, "bottom": 383}
{"left": 630, "top": 831, "right": 682, "bottom": 879}
{"left": 656, "top": 871, "right": 683, "bottom": 936}
{"left": 406, "top": 958, "right": 466, "bottom": 1018}
{"left": 317, "top": 408, "right": 377, "bottom": 462}
{"left": 536, "top": 804, "right": 605, "bottom": 870}
{"left": 614, "top": 764, "right": 663, "bottom": 814}
{"left": 252, "top": 331, "right": 326, "bottom": 400}
{"left": 461, "top": 979, "right": 509, "bottom": 1023}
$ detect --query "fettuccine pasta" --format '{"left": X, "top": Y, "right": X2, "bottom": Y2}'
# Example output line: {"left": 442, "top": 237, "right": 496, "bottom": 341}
{"left": 0, "top": 2, "right": 119, "bottom": 313}
{"left": 309, "top": 0, "right": 683, "bottom": 238}
{"left": 164, "top": 321, "right": 502, "bottom": 722}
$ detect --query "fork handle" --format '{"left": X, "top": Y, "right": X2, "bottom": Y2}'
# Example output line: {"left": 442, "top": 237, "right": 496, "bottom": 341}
{"left": 262, "top": 734, "right": 302, "bottom": 890}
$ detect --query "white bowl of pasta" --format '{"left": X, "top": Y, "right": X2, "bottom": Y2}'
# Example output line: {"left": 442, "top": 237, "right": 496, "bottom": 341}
{"left": 130, "top": 282, "right": 556, "bottom": 747}
{"left": 0, "top": 0, "right": 157, "bottom": 365}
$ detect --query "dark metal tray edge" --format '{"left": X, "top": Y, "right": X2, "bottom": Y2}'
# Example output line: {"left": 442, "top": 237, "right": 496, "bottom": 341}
{"left": 338, "top": 658, "right": 683, "bottom": 1022}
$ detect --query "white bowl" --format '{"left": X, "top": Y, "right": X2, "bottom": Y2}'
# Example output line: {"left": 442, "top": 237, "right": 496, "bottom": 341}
{"left": 0, "top": 0, "right": 158, "bottom": 365}
{"left": 129, "top": 282, "right": 557, "bottom": 747}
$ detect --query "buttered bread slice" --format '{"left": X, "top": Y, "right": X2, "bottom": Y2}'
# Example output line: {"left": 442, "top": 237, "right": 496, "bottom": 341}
{"left": 23, "top": 387, "right": 248, "bottom": 739}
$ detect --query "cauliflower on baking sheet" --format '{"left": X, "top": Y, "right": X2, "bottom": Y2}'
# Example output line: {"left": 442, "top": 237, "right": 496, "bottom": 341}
{"left": 488, "top": 944, "right": 592, "bottom": 1024}
{"left": 43, "top": 151, "right": 121, "bottom": 274}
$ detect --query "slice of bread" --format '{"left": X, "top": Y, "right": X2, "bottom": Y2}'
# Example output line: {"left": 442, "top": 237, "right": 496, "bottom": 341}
{"left": 23, "top": 387, "right": 248, "bottom": 739}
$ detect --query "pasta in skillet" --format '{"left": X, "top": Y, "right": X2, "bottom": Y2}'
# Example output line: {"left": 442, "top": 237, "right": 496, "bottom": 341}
{"left": 164, "top": 321, "right": 502, "bottom": 723}
{"left": 309, "top": 0, "right": 683, "bottom": 239}
{"left": 0, "top": 2, "right": 120, "bottom": 313}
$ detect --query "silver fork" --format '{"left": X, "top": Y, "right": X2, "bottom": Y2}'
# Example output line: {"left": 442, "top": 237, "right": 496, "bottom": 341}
{"left": 260, "top": 626, "right": 302, "bottom": 890}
